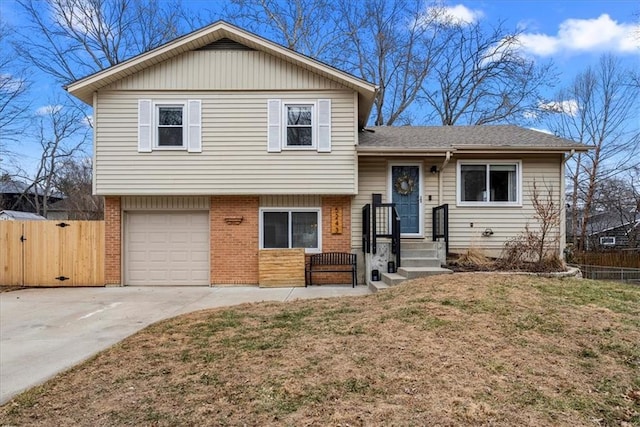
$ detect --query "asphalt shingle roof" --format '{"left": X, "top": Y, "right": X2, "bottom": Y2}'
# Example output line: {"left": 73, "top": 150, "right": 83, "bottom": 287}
{"left": 0, "top": 210, "right": 47, "bottom": 220}
{"left": 358, "top": 125, "right": 589, "bottom": 151}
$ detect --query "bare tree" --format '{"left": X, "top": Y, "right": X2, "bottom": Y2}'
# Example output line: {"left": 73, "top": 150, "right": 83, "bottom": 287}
{"left": 423, "top": 19, "right": 555, "bottom": 125}
{"left": 550, "top": 54, "right": 640, "bottom": 251}
{"left": 335, "top": 0, "right": 445, "bottom": 126}
{"left": 591, "top": 173, "right": 640, "bottom": 249}
{"left": 0, "top": 21, "right": 31, "bottom": 151}
{"left": 225, "top": 0, "right": 342, "bottom": 60}
{"left": 54, "top": 157, "right": 103, "bottom": 219}
{"left": 15, "top": 0, "right": 186, "bottom": 84}
{"left": 14, "top": 101, "right": 89, "bottom": 216}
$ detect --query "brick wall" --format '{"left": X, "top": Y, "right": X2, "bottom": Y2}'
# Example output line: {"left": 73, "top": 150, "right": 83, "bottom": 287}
{"left": 210, "top": 196, "right": 259, "bottom": 285}
{"left": 104, "top": 196, "right": 121, "bottom": 285}
{"left": 308, "top": 196, "right": 353, "bottom": 285}
{"left": 322, "top": 196, "right": 352, "bottom": 252}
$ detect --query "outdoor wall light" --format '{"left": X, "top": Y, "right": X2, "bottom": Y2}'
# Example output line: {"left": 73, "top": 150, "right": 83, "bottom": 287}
{"left": 430, "top": 165, "right": 438, "bottom": 174}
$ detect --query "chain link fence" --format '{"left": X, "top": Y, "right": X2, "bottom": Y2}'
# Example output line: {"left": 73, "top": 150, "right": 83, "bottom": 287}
{"left": 570, "top": 264, "right": 640, "bottom": 285}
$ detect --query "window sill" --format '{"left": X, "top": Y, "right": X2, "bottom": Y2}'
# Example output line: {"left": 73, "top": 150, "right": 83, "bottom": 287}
{"left": 152, "top": 146, "right": 188, "bottom": 151}
{"left": 261, "top": 247, "right": 321, "bottom": 254}
{"left": 282, "top": 146, "right": 317, "bottom": 151}
{"left": 457, "top": 202, "right": 522, "bottom": 208}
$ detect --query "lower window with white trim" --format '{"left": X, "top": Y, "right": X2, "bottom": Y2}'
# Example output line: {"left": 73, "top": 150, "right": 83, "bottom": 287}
{"left": 260, "top": 208, "right": 321, "bottom": 252}
{"left": 457, "top": 160, "right": 522, "bottom": 206}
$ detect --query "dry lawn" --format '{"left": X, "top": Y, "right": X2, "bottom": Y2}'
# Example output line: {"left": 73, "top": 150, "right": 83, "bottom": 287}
{"left": 1, "top": 274, "right": 639, "bottom": 426}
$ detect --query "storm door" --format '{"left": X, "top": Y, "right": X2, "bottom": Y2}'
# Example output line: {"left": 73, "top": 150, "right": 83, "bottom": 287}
{"left": 390, "top": 164, "right": 423, "bottom": 236}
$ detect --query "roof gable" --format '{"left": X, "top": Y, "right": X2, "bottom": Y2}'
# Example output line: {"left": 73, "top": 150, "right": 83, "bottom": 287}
{"left": 66, "top": 21, "right": 377, "bottom": 126}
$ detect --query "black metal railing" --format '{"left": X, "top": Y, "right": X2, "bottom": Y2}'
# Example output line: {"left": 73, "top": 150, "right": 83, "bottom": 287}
{"left": 432, "top": 203, "right": 449, "bottom": 255}
{"left": 362, "top": 203, "right": 371, "bottom": 254}
{"left": 363, "top": 194, "right": 401, "bottom": 268}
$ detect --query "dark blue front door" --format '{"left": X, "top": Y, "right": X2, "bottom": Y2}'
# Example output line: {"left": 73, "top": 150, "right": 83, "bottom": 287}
{"left": 391, "top": 165, "right": 421, "bottom": 235}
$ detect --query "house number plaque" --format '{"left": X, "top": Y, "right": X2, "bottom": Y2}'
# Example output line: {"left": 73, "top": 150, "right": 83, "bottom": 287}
{"left": 331, "top": 207, "right": 342, "bottom": 234}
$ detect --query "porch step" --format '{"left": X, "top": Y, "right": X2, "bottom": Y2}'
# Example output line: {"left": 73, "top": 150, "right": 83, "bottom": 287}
{"left": 400, "top": 257, "right": 442, "bottom": 268}
{"left": 381, "top": 272, "right": 407, "bottom": 286}
{"left": 402, "top": 249, "right": 438, "bottom": 258}
{"left": 401, "top": 241, "right": 439, "bottom": 250}
{"left": 368, "top": 280, "right": 390, "bottom": 293}
{"left": 397, "top": 266, "right": 453, "bottom": 280}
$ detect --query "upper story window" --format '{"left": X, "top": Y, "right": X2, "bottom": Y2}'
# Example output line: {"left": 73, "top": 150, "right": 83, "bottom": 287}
{"left": 267, "top": 99, "right": 331, "bottom": 153}
{"left": 285, "top": 104, "right": 313, "bottom": 147}
{"left": 457, "top": 161, "right": 521, "bottom": 206}
{"left": 157, "top": 104, "right": 185, "bottom": 148}
{"left": 138, "top": 99, "right": 201, "bottom": 153}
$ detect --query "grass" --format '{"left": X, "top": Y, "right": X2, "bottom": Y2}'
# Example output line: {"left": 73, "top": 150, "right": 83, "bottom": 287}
{"left": 1, "top": 273, "right": 639, "bottom": 426}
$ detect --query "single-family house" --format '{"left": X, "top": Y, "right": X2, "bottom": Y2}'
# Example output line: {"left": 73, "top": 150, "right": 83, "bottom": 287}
{"left": 65, "top": 21, "right": 589, "bottom": 287}
{"left": 568, "top": 210, "right": 640, "bottom": 250}
{"left": 0, "top": 178, "right": 63, "bottom": 214}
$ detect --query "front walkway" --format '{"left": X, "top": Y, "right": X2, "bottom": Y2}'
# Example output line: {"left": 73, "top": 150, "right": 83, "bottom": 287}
{"left": 0, "top": 285, "right": 370, "bottom": 404}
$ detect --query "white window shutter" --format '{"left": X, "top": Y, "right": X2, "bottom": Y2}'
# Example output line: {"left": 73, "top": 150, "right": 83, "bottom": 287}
{"left": 187, "top": 100, "right": 202, "bottom": 153}
{"left": 267, "top": 99, "right": 281, "bottom": 153}
{"left": 138, "top": 99, "right": 152, "bottom": 152}
{"left": 317, "top": 99, "right": 331, "bottom": 152}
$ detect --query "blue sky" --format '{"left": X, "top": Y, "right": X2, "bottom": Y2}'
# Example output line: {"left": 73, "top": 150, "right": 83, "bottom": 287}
{"left": 1, "top": 0, "right": 639, "bottom": 175}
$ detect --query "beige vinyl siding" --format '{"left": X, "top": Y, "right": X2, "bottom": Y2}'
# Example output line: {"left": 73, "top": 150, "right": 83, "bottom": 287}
{"left": 95, "top": 90, "right": 356, "bottom": 195}
{"left": 443, "top": 155, "right": 563, "bottom": 257}
{"left": 260, "top": 195, "right": 321, "bottom": 207}
{"left": 122, "top": 196, "right": 210, "bottom": 210}
{"left": 104, "top": 51, "right": 346, "bottom": 92}
{"left": 351, "top": 157, "right": 441, "bottom": 249}
{"left": 351, "top": 155, "right": 563, "bottom": 256}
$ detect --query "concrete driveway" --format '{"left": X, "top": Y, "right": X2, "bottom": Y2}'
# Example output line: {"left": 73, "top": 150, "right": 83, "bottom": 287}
{"left": 0, "top": 285, "right": 370, "bottom": 404}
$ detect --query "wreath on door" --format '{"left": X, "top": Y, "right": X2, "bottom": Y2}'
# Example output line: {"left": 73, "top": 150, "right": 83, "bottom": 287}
{"left": 394, "top": 173, "right": 415, "bottom": 196}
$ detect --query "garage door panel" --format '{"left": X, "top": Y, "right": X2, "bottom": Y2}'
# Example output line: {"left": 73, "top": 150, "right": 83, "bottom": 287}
{"left": 125, "top": 212, "right": 210, "bottom": 286}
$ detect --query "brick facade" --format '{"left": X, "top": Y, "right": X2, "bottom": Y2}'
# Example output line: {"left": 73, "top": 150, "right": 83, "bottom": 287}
{"left": 310, "top": 195, "right": 353, "bottom": 285}
{"left": 104, "top": 196, "right": 121, "bottom": 285}
{"left": 105, "top": 195, "right": 353, "bottom": 286}
{"left": 210, "top": 196, "right": 260, "bottom": 285}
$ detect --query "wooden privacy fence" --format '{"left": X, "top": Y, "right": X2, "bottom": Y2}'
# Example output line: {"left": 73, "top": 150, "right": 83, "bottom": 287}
{"left": 0, "top": 220, "right": 105, "bottom": 286}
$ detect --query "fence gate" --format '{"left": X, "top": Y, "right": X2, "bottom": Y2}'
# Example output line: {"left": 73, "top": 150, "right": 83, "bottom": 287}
{"left": 0, "top": 221, "right": 105, "bottom": 287}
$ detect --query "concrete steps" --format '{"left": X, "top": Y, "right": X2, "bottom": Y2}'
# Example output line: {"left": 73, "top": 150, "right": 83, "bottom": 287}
{"left": 371, "top": 240, "right": 451, "bottom": 290}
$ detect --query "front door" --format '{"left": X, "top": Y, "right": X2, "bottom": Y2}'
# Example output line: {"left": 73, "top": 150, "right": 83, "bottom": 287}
{"left": 390, "top": 164, "right": 422, "bottom": 237}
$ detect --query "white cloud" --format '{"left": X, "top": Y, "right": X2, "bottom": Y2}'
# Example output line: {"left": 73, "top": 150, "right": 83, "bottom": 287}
{"left": 36, "top": 105, "right": 63, "bottom": 116}
{"left": 424, "top": 4, "right": 484, "bottom": 27}
{"left": 518, "top": 14, "right": 640, "bottom": 56}
{"left": 539, "top": 100, "right": 579, "bottom": 116}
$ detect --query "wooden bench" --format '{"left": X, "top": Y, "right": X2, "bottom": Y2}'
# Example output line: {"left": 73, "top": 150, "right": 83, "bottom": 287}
{"left": 306, "top": 252, "right": 357, "bottom": 287}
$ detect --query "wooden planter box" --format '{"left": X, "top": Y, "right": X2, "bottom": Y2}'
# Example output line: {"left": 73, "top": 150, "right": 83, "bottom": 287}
{"left": 258, "top": 248, "right": 306, "bottom": 287}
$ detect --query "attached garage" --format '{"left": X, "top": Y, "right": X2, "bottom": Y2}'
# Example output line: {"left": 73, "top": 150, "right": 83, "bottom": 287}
{"left": 124, "top": 209, "right": 210, "bottom": 286}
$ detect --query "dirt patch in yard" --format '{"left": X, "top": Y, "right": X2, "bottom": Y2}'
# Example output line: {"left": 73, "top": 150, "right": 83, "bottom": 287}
{"left": 1, "top": 274, "right": 639, "bottom": 426}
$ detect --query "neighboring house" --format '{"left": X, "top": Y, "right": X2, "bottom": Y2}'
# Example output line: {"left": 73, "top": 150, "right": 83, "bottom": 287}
{"left": 46, "top": 198, "right": 104, "bottom": 220}
{"left": 568, "top": 210, "right": 640, "bottom": 250}
{"left": 0, "top": 210, "right": 47, "bottom": 221}
{"left": 65, "top": 21, "right": 589, "bottom": 286}
{"left": 0, "top": 178, "right": 63, "bottom": 214}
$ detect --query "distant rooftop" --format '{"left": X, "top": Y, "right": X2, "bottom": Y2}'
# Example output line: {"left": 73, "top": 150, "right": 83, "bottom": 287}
{"left": 0, "top": 210, "right": 47, "bottom": 220}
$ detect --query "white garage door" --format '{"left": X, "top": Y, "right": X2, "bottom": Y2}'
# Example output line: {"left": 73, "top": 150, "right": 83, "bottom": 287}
{"left": 125, "top": 212, "right": 209, "bottom": 285}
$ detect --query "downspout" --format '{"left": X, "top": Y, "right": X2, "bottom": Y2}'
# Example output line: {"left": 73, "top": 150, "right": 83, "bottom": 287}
{"left": 438, "top": 151, "right": 451, "bottom": 205}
